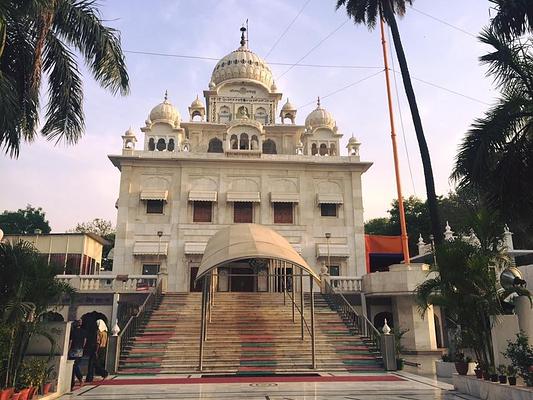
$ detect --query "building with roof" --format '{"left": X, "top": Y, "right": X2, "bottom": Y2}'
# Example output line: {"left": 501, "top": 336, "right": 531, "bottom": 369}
{"left": 109, "top": 28, "right": 370, "bottom": 293}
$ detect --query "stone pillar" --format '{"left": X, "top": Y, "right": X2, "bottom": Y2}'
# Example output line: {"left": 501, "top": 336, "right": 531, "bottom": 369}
{"left": 393, "top": 295, "right": 437, "bottom": 351}
{"left": 515, "top": 296, "right": 533, "bottom": 339}
{"left": 110, "top": 292, "right": 120, "bottom": 329}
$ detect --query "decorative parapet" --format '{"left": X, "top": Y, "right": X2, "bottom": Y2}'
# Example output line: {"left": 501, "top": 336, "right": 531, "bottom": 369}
{"left": 56, "top": 274, "right": 159, "bottom": 293}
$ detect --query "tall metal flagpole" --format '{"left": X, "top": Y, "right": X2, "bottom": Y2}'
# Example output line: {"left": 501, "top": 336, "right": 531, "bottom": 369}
{"left": 379, "top": 15, "right": 410, "bottom": 264}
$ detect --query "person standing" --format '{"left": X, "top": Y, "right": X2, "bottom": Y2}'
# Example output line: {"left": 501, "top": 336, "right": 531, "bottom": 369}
{"left": 68, "top": 320, "right": 86, "bottom": 390}
{"left": 86, "top": 319, "right": 109, "bottom": 381}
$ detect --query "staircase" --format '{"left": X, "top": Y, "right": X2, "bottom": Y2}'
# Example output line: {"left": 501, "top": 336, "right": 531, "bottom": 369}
{"left": 119, "top": 291, "right": 383, "bottom": 374}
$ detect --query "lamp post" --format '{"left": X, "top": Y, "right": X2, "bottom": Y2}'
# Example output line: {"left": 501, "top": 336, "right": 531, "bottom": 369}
{"left": 325, "top": 232, "right": 331, "bottom": 274}
{"left": 157, "top": 230, "right": 163, "bottom": 271}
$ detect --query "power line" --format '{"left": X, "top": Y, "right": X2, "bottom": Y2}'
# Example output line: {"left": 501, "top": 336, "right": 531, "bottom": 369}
{"left": 276, "top": 18, "right": 351, "bottom": 80}
{"left": 298, "top": 70, "right": 384, "bottom": 109}
{"left": 123, "top": 49, "right": 381, "bottom": 70}
{"left": 265, "top": 0, "right": 312, "bottom": 58}
{"left": 387, "top": 27, "right": 417, "bottom": 196}
{"left": 410, "top": 6, "right": 477, "bottom": 38}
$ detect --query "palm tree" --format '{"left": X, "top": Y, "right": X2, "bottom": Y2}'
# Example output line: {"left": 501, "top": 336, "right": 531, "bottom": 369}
{"left": 0, "top": 0, "right": 129, "bottom": 158}
{"left": 0, "top": 239, "right": 74, "bottom": 387}
{"left": 336, "top": 0, "right": 443, "bottom": 243}
{"left": 490, "top": 0, "right": 533, "bottom": 39}
{"left": 452, "top": 27, "right": 533, "bottom": 238}
{"left": 415, "top": 210, "right": 530, "bottom": 369}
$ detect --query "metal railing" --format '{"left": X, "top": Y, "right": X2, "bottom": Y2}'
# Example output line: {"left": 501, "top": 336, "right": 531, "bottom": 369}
{"left": 323, "top": 281, "right": 383, "bottom": 355}
{"left": 117, "top": 279, "right": 163, "bottom": 358}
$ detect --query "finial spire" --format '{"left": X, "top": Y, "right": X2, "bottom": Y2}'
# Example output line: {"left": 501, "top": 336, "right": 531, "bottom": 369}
{"left": 240, "top": 26, "right": 247, "bottom": 47}
{"left": 317, "top": 96, "right": 321, "bottom": 108}
{"left": 164, "top": 90, "right": 168, "bottom": 101}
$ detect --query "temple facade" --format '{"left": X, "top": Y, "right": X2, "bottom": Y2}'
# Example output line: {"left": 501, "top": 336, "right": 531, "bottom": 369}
{"left": 109, "top": 29, "right": 371, "bottom": 293}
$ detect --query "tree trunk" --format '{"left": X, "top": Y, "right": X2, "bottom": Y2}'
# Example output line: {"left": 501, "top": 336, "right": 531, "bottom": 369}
{"left": 383, "top": 4, "right": 443, "bottom": 244}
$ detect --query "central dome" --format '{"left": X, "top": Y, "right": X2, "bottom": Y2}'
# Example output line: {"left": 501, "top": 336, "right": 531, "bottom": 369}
{"left": 210, "top": 45, "right": 274, "bottom": 91}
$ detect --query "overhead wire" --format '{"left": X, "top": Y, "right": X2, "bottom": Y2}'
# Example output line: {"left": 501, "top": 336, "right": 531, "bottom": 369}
{"left": 264, "top": 0, "right": 312, "bottom": 58}
{"left": 410, "top": 6, "right": 477, "bottom": 38}
{"left": 276, "top": 18, "right": 351, "bottom": 80}
{"left": 387, "top": 27, "right": 417, "bottom": 196}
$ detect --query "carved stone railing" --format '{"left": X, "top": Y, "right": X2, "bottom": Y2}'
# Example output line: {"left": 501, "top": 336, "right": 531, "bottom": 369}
{"left": 329, "top": 276, "right": 363, "bottom": 292}
{"left": 55, "top": 275, "right": 158, "bottom": 292}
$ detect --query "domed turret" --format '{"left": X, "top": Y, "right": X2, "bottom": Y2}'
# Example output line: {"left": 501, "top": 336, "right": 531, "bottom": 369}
{"left": 148, "top": 91, "right": 180, "bottom": 127}
{"left": 280, "top": 98, "right": 297, "bottom": 124}
{"left": 210, "top": 27, "right": 274, "bottom": 91}
{"left": 305, "top": 97, "right": 335, "bottom": 129}
{"left": 347, "top": 134, "right": 361, "bottom": 156}
{"left": 189, "top": 95, "right": 206, "bottom": 122}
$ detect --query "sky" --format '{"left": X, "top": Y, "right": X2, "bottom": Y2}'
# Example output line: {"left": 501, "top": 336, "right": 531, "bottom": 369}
{"left": 0, "top": 0, "right": 497, "bottom": 232}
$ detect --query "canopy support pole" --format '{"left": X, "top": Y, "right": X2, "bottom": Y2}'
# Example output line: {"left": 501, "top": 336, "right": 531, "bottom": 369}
{"left": 291, "top": 264, "right": 295, "bottom": 323}
{"left": 300, "top": 266, "right": 304, "bottom": 340}
{"left": 198, "top": 277, "right": 207, "bottom": 371}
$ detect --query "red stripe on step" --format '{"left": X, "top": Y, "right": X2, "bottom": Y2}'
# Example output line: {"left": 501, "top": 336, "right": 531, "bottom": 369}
{"left": 93, "top": 375, "right": 404, "bottom": 386}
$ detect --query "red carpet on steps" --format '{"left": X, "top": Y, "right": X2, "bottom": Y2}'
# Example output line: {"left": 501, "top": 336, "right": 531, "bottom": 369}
{"left": 94, "top": 374, "right": 404, "bottom": 386}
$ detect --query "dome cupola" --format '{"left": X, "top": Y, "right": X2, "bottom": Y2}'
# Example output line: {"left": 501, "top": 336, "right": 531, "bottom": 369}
{"left": 148, "top": 91, "right": 180, "bottom": 127}
{"left": 305, "top": 97, "right": 335, "bottom": 130}
{"left": 210, "top": 27, "right": 274, "bottom": 91}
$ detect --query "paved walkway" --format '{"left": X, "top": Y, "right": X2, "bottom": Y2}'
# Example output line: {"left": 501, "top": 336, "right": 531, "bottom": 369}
{"left": 59, "top": 372, "right": 478, "bottom": 400}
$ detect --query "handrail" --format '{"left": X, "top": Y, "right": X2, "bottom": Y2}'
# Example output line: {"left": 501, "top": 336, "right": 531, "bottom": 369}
{"left": 118, "top": 278, "right": 163, "bottom": 356}
{"left": 286, "top": 291, "right": 312, "bottom": 336}
{"left": 323, "top": 280, "right": 382, "bottom": 353}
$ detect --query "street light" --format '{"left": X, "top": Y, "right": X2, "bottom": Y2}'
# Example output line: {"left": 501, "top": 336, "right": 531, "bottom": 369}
{"left": 325, "top": 232, "right": 331, "bottom": 274}
{"left": 157, "top": 231, "right": 163, "bottom": 272}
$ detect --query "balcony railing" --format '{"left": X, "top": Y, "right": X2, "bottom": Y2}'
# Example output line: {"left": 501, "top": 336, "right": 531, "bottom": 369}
{"left": 329, "top": 276, "right": 363, "bottom": 292}
{"left": 55, "top": 274, "right": 158, "bottom": 292}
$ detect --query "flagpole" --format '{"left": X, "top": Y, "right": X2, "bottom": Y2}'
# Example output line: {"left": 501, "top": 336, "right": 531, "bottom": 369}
{"left": 379, "top": 15, "right": 410, "bottom": 265}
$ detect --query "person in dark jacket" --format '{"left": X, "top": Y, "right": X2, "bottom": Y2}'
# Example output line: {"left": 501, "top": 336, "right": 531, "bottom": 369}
{"left": 69, "top": 320, "right": 86, "bottom": 390}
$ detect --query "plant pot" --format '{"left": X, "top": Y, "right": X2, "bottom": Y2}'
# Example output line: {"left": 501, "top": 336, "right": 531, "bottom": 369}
{"left": 11, "top": 393, "right": 21, "bottom": 400}
{"left": 490, "top": 374, "right": 498, "bottom": 382}
{"left": 509, "top": 376, "right": 517, "bottom": 385}
{"left": 483, "top": 371, "right": 490, "bottom": 380}
{"left": 0, "top": 388, "right": 15, "bottom": 400}
{"left": 28, "top": 387, "right": 36, "bottom": 399}
{"left": 455, "top": 361, "right": 469, "bottom": 376}
{"left": 42, "top": 383, "right": 52, "bottom": 394}
{"left": 474, "top": 369, "right": 483, "bottom": 379}
{"left": 396, "top": 358, "right": 404, "bottom": 370}
{"left": 16, "top": 388, "right": 30, "bottom": 400}
{"left": 498, "top": 375, "right": 507, "bottom": 384}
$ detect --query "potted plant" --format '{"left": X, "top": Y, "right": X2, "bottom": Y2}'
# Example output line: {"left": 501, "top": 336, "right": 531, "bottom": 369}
{"left": 0, "top": 388, "right": 15, "bottom": 400}
{"left": 497, "top": 364, "right": 507, "bottom": 384}
{"left": 503, "top": 332, "right": 533, "bottom": 387}
{"left": 508, "top": 365, "right": 517, "bottom": 386}
{"left": 454, "top": 353, "right": 470, "bottom": 376}
{"left": 40, "top": 365, "right": 55, "bottom": 395}
{"left": 474, "top": 362, "right": 483, "bottom": 379}
{"left": 392, "top": 327, "right": 408, "bottom": 371}
{"left": 488, "top": 365, "right": 498, "bottom": 382}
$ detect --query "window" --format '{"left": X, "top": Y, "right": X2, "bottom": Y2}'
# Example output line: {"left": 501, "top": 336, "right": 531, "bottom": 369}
{"left": 328, "top": 265, "right": 340, "bottom": 276}
{"left": 193, "top": 201, "right": 213, "bottom": 222}
{"left": 208, "top": 138, "right": 223, "bottom": 153}
{"left": 273, "top": 202, "right": 293, "bottom": 224}
{"left": 142, "top": 264, "right": 160, "bottom": 275}
{"left": 239, "top": 133, "right": 249, "bottom": 150}
{"left": 156, "top": 138, "right": 166, "bottom": 151}
{"left": 230, "top": 134, "right": 238, "bottom": 149}
{"left": 146, "top": 200, "right": 164, "bottom": 214}
{"left": 167, "top": 138, "right": 175, "bottom": 151}
{"left": 234, "top": 202, "right": 253, "bottom": 223}
{"left": 148, "top": 138, "right": 155, "bottom": 151}
{"left": 311, "top": 143, "right": 318, "bottom": 155}
{"left": 319, "top": 143, "right": 328, "bottom": 155}
{"left": 320, "top": 203, "right": 337, "bottom": 217}
{"left": 262, "top": 139, "right": 277, "bottom": 154}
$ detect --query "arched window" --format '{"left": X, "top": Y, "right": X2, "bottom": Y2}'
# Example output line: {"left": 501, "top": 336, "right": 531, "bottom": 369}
{"left": 156, "top": 138, "right": 166, "bottom": 151}
{"left": 148, "top": 138, "right": 155, "bottom": 151}
{"left": 167, "top": 138, "right": 175, "bottom": 151}
{"left": 230, "top": 134, "right": 238, "bottom": 149}
{"left": 191, "top": 111, "right": 202, "bottom": 121}
{"left": 254, "top": 107, "right": 267, "bottom": 124}
{"left": 329, "top": 143, "right": 336, "bottom": 156}
{"left": 311, "top": 143, "right": 318, "bottom": 155}
{"left": 208, "top": 137, "right": 223, "bottom": 153}
{"left": 262, "top": 139, "right": 277, "bottom": 154}
{"left": 251, "top": 135, "right": 259, "bottom": 150}
{"left": 319, "top": 143, "right": 328, "bottom": 156}
{"left": 219, "top": 106, "right": 231, "bottom": 123}
{"left": 239, "top": 133, "right": 249, "bottom": 150}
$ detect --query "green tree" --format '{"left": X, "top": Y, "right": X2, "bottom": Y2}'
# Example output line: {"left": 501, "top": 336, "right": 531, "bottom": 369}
{"left": 336, "top": 0, "right": 442, "bottom": 243}
{"left": 0, "top": 205, "right": 51, "bottom": 234}
{"left": 71, "top": 218, "right": 115, "bottom": 268}
{"left": 452, "top": 27, "right": 533, "bottom": 249}
{"left": 0, "top": 0, "right": 129, "bottom": 158}
{"left": 415, "top": 211, "right": 530, "bottom": 369}
{"left": 0, "top": 240, "right": 73, "bottom": 387}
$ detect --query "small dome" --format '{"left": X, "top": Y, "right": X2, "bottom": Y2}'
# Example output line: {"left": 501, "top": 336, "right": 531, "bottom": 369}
{"left": 124, "top": 127, "right": 136, "bottom": 137}
{"left": 149, "top": 92, "right": 180, "bottom": 126}
{"left": 281, "top": 98, "right": 296, "bottom": 111}
{"left": 305, "top": 98, "right": 335, "bottom": 129}
{"left": 190, "top": 95, "right": 204, "bottom": 109}
{"left": 348, "top": 135, "right": 360, "bottom": 144}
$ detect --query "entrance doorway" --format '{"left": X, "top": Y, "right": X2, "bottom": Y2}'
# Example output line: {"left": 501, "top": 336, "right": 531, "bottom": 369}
{"left": 230, "top": 267, "right": 254, "bottom": 292}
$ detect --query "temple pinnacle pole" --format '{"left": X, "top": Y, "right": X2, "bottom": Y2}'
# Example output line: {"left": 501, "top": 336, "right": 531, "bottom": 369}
{"left": 379, "top": 15, "right": 410, "bottom": 265}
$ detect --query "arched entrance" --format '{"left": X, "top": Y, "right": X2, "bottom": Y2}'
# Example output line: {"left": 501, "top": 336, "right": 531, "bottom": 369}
{"left": 195, "top": 224, "right": 320, "bottom": 370}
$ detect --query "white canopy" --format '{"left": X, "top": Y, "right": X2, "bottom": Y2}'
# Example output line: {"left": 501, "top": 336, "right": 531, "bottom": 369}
{"left": 195, "top": 224, "right": 319, "bottom": 283}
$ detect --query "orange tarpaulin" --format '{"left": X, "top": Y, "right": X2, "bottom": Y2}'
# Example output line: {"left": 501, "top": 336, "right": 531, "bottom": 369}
{"left": 365, "top": 235, "right": 402, "bottom": 273}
